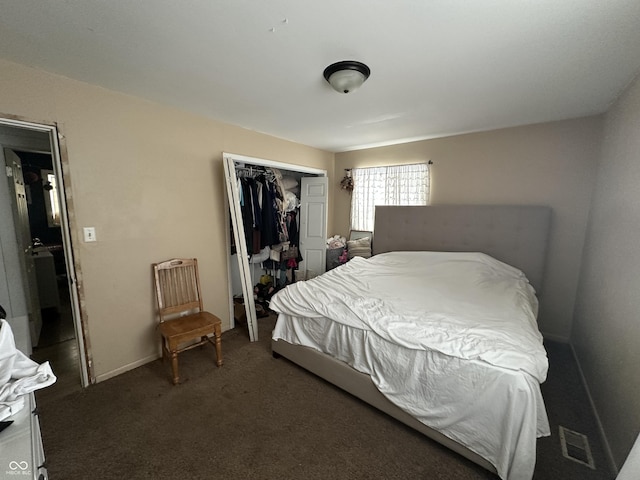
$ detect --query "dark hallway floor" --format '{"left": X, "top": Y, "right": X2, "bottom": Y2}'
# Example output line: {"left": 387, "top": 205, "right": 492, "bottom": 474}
{"left": 31, "top": 276, "right": 83, "bottom": 401}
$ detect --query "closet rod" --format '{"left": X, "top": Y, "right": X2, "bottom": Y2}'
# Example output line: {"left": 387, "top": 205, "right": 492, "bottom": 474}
{"left": 235, "top": 165, "right": 265, "bottom": 178}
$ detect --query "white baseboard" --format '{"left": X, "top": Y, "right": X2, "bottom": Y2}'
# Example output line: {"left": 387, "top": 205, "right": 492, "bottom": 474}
{"left": 95, "top": 353, "right": 160, "bottom": 383}
{"left": 569, "top": 343, "right": 618, "bottom": 476}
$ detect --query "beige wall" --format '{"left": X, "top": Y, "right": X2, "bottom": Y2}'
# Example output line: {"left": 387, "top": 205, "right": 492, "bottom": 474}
{"left": 335, "top": 117, "right": 603, "bottom": 340}
{"left": 572, "top": 73, "right": 640, "bottom": 470}
{"left": 0, "top": 59, "right": 334, "bottom": 381}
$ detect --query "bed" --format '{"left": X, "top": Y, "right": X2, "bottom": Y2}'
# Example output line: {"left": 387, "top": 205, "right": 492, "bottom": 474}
{"left": 270, "top": 205, "right": 552, "bottom": 480}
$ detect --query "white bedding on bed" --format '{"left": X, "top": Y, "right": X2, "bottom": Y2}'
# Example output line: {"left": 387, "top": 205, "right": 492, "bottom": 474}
{"left": 270, "top": 251, "right": 550, "bottom": 480}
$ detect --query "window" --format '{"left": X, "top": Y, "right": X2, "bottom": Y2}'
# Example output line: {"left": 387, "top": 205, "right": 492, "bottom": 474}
{"left": 350, "top": 163, "right": 430, "bottom": 231}
{"left": 42, "top": 169, "right": 61, "bottom": 227}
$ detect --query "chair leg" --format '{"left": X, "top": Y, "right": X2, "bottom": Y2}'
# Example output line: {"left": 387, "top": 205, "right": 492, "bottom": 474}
{"left": 170, "top": 351, "right": 179, "bottom": 385}
{"left": 214, "top": 324, "right": 223, "bottom": 367}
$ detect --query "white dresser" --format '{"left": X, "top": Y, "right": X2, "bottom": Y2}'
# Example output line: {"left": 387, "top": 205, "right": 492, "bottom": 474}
{"left": 0, "top": 393, "right": 47, "bottom": 480}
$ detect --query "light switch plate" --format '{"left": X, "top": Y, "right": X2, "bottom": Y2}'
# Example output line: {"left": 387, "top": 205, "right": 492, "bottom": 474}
{"left": 83, "top": 227, "right": 96, "bottom": 242}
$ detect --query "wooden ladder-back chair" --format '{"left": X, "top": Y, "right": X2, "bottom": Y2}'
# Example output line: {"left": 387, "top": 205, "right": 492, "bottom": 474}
{"left": 153, "top": 258, "right": 223, "bottom": 384}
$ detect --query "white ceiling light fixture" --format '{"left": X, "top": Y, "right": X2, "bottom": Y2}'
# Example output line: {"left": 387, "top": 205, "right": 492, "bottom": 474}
{"left": 323, "top": 60, "right": 371, "bottom": 94}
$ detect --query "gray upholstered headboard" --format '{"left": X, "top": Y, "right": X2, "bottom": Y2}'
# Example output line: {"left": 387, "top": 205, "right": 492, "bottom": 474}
{"left": 373, "top": 205, "right": 551, "bottom": 291}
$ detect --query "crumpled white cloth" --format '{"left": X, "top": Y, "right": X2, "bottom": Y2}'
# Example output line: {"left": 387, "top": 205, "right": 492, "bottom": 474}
{"left": 0, "top": 319, "right": 56, "bottom": 420}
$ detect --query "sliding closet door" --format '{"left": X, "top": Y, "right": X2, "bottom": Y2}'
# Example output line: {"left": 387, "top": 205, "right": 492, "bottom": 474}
{"left": 223, "top": 152, "right": 327, "bottom": 341}
{"left": 299, "top": 177, "right": 328, "bottom": 280}
{"left": 223, "top": 156, "right": 259, "bottom": 341}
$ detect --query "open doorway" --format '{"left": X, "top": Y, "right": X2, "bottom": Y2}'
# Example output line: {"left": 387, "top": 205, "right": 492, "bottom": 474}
{"left": 0, "top": 118, "right": 90, "bottom": 392}
{"left": 15, "top": 150, "right": 79, "bottom": 391}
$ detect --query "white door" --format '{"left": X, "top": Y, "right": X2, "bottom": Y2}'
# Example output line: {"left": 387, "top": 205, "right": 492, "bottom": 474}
{"left": 4, "top": 149, "right": 42, "bottom": 347}
{"left": 299, "top": 177, "right": 328, "bottom": 280}
{"left": 223, "top": 156, "right": 259, "bottom": 342}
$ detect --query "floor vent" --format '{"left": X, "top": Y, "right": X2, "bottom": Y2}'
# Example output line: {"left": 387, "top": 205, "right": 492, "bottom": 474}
{"left": 559, "top": 426, "right": 596, "bottom": 469}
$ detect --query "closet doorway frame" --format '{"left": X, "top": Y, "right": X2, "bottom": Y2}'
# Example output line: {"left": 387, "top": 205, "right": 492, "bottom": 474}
{"left": 0, "top": 115, "right": 91, "bottom": 387}
{"left": 223, "top": 152, "right": 327, "bottom": 342}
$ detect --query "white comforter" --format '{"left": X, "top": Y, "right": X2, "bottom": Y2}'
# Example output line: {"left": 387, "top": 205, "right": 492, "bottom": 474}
{"left": 0, "top": 319, "right": 57, "bottom": 420}
{"left": 270, "top": 251, "right": 550, "bottom": 480}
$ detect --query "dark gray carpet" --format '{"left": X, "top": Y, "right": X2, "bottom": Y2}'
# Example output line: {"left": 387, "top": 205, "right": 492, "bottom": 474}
{"left": 35, "top": 316, "right": 614, "bottom": 479}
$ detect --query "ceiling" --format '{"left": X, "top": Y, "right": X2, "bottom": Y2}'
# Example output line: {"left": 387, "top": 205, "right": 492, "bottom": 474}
{"left": 1, "top": 1, "right": 639, "bottom": 153}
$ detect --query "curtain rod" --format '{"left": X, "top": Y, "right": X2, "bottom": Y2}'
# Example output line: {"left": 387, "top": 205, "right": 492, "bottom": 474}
{"left": 347, "top": 161, "right": 433, "bottom": 170}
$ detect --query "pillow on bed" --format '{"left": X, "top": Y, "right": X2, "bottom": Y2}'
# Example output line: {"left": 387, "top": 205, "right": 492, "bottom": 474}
{"left": 347, "top": 236, "right": 372, "bottom": 259}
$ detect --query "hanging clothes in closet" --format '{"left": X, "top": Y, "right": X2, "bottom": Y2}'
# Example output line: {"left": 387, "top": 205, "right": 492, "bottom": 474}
{"left": 224, "top": 152, "right": 329, "bottom": 342}
{"left": 234, "top": 166, "right": 302, "bottom": 288}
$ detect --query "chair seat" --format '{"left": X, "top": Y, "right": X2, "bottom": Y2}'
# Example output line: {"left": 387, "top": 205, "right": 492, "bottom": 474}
{"left": 158, "top": 311, "right": 221, "bottom": 342}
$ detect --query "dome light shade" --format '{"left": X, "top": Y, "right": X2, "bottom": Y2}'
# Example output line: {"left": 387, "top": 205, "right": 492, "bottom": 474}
{"left": 323, "top": 60, "right": 370, "bottom": 94}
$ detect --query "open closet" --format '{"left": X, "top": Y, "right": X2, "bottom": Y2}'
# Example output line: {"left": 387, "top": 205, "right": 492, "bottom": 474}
{"left": 223, "top": 153, "right": 328, "bottom": 341}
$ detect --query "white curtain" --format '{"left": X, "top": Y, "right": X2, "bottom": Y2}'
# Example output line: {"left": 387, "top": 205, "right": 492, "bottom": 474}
{"left": 350, "top": 163, "right": 430, "bottom": 231}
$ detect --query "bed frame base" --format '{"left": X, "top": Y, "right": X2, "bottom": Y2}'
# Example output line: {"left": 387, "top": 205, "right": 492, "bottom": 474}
{"left": 271, "top": 338, "right": 498, "bottom": 475}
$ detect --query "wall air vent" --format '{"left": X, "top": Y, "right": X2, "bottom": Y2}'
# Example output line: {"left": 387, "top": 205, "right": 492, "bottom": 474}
{"left": 559, "top": 426, "right": 596, "bottom": 469}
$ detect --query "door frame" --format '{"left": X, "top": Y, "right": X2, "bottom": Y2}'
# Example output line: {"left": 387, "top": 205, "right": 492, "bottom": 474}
{"left": 0, "top": 115, "right": 92, "bottom": 387}
{"left": 222, "top": 152, "right": 327, "bottom": 341}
